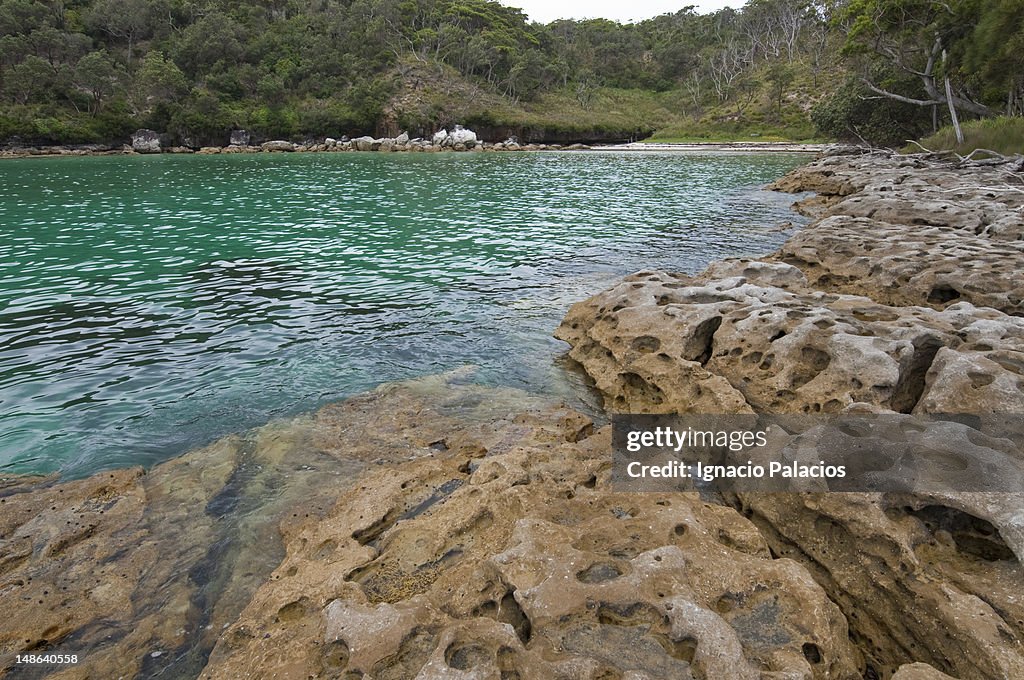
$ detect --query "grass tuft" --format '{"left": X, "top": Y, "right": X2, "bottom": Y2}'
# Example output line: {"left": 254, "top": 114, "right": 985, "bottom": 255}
{"left": 908, "top": 116, "right": 1024, "bottom": 156}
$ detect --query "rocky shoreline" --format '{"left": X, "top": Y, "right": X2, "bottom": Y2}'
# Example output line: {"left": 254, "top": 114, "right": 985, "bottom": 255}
{"left": 0, "top": 126, "right": 593, "bottom": 159}
{"left": 1, "top": 148, "right": 1023, "bottom": 679}
{"left": 0, "top": 125, "right": 826, "bottom": 159}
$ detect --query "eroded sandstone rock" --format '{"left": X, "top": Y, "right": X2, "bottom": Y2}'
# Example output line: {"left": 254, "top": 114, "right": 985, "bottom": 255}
{"left": 2, "top": 371, "right": 865, "bottom": 679}
{"left": 557, "top": 148, "right": 1024, "bottom": 679}
{"left": 892, "top": 662, "right": 959, "bottom": 680}
{"left": 200, "top": 384, "right": 861, "bottom": 679}
{"left": 557, "top": 268, "right": 1024, "bottom": 417}
{"left": 769, "top": 150, "right": 1024, "bottom": 242}
{"left": 0, "top": 417, "right": 350, "bottom": 679}
{"left": 735, "top": 491, "right": 1024, "bottom": 679}
{"left": 776, "top": 216, "right": 1024, "bottom": 316}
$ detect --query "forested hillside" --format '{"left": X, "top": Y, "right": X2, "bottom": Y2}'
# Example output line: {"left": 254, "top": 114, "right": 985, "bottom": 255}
{"left": 0, "top": 0, "right": 1021, "bottom": 146}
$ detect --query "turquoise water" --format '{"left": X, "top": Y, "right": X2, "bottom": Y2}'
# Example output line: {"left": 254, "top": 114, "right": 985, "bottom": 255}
{"left": 0, "top": 151, "right": 809, "bottom": 477}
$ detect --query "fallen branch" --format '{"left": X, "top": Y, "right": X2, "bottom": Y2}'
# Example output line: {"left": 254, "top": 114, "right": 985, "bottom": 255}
{"left": 904, "top": 139, "right": 934, "bottom": 153}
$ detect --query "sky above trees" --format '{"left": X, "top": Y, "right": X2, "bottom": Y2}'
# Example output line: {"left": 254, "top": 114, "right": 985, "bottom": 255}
{"left": 503, "top": 0, "right": 735, "bottom": 24}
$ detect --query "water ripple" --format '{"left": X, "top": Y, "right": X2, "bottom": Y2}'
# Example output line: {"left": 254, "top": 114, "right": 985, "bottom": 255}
{"left": 0, "top": 151, "right": 809, "bottom": 476}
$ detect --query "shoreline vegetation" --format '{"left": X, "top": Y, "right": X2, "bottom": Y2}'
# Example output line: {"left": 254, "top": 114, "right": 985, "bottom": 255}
{"left": 2, "top": 1, "right": 1021, "bottom": 154}
{"left": 2, "top": 146, "right": 1022, "bottom": 678}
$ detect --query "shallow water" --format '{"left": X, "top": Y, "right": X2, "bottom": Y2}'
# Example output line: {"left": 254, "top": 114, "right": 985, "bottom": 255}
{"left": 0, "top": 150, "right": 809, "bottom": 476}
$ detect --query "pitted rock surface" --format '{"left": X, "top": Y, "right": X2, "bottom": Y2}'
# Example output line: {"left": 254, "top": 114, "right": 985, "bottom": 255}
{"left": 735, "top": 491, "right": 1024, "bottom": 679}
{"left": 558, "top": 149, "right": 1024, "bottom": 679}
{"left": 201, "top": 394, "right": 861, "bottom": 680}
{"left": 0, "top": 372, "right": 864, "bottom": 680}
{"left": 5, "top": 148, "right": 1022, "bottom": 680}
{"left": 557, "top": 268, "right": 1024, "bottom": 417}
{"left": 768, "top": 151, "right": 1024, "bottom": 243}
{"left": 776, "top": 216, "right": 1024, "bottom": 316}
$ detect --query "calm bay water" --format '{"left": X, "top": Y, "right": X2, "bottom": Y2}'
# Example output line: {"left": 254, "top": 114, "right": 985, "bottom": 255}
{"left": 0, "top": 151, "right": 809, "bottom": 477}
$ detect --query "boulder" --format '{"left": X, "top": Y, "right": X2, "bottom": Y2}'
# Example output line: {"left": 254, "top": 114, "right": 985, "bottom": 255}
{"left": 395, "top": 131, "right": 410, "bottom": 145}
{"left": 131, "top": 129, "right": 161, "bottom": 154}
{"left": 229, "top": 129, "right": 250, "bottom": 146}
{"left": 353, "top": 136, "right": 375, "bottom": 151}
{"left": 432, "top": 129, "right": 449, "bottom": 146}
{"left": 448, "top": 125, "right": 477, "bottom": 148}
{"left": 261, "top": 140, "right": 295, "bottom": 152}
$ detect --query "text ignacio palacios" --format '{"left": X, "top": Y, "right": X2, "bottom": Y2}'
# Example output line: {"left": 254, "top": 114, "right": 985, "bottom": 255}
{"left": 623, "top": 425, "right": 846, "bottom": 482}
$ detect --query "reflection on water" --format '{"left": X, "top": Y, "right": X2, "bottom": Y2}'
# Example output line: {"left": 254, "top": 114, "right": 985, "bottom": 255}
{"left": 0, "top": 151, "right": 810, "bottom": 476}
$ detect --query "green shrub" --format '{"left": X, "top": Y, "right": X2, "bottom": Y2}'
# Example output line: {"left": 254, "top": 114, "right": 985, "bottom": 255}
{"left": 296, "top": 99, "right": 362, "bottom": 137}
{"left": 811, "top": 76, "right": 932, "bottom": 147}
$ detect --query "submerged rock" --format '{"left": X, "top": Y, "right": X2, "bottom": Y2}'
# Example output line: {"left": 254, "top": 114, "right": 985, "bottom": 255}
{"left": 0, "top": 417, "right": 352, "bottom": 678}
{"left": 0, "top": 371, "right": 865, "bottom": 679}
{"left": 201, "top": 380, "right": 861, "bottom": 679}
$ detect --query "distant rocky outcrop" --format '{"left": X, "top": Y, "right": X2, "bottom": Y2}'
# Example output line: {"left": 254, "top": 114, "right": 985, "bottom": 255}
{"left": 3, "top": 124, "right": 599, "bottom": 158}
{"left": 229, "top": 129, "right": 251, "bottom": 146}
{"left": 447, "top": 124, "right": 478, "bottom": 148}
{"left": 130, "top": 129, "right": 161, "bottom": 154}
{"left": 353, "top": 136, "right": 376, "bottom": 151}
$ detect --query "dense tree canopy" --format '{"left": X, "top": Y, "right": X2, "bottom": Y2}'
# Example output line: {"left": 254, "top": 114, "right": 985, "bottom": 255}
{"left": 0, "top": 0, "right": 1019, "bottom": 145}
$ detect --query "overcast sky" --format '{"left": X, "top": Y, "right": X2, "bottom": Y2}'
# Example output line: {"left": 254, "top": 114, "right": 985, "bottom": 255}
{"left": 503, "top": 0, "right": 737, "bottom": 24}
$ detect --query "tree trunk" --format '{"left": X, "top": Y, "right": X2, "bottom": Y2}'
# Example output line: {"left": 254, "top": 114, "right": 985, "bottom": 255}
{"left": 942, "top": 50, "right": 963, "bottom": 145}
{"left": 945, "top": 76, "right": 963, "bottom": 144}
